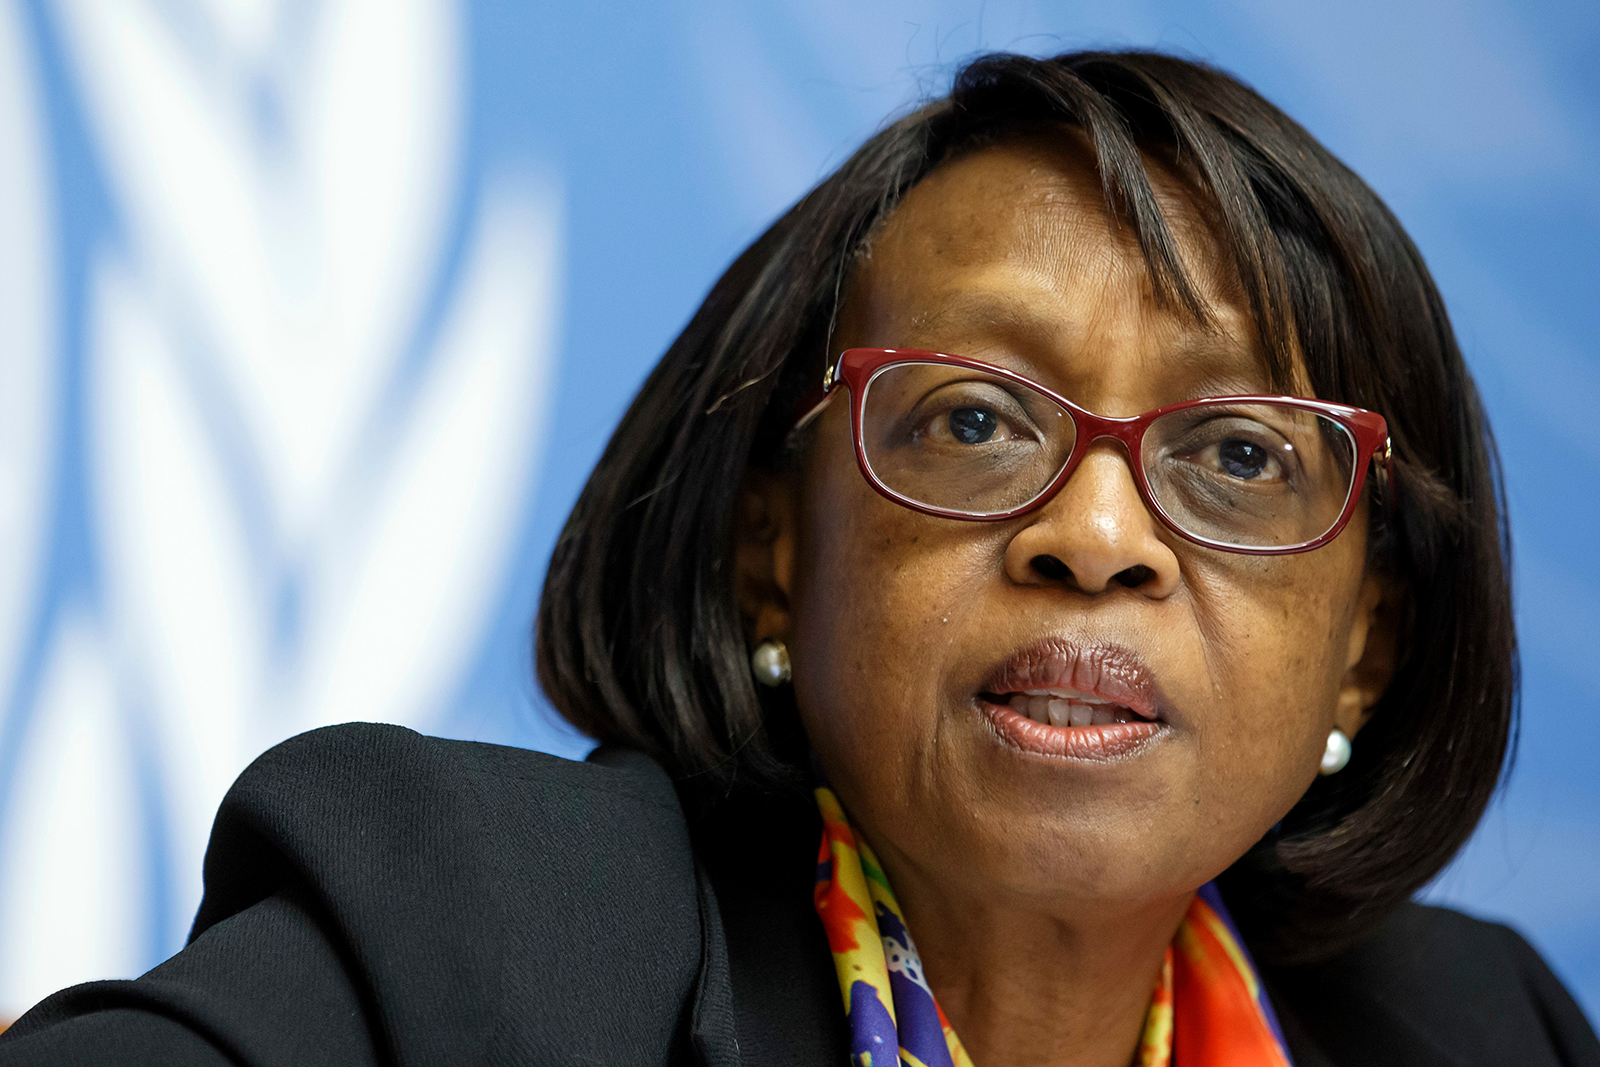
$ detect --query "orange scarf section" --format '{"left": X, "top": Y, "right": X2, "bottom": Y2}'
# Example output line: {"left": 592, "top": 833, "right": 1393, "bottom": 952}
{"left": 813, "top": 784, "right": 1292, "bottom": 1067}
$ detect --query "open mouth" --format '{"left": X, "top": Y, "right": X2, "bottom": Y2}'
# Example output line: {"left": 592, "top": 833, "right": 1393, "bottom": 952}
{"left": 976, "top": 641, "right": 1169, "bottom": 760}
{"left": 982, "top": 688, "right": 1152, "bottom": 728}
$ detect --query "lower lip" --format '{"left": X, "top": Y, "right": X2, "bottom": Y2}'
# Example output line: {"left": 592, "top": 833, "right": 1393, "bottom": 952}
{"left": 981, "top": 701, "right": 1163, "bottom": 760}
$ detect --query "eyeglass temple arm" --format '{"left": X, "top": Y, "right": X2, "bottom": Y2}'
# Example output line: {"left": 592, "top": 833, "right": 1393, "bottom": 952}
{"left": 1374, "top": 435, "right": 1398, "bottom": 520}
{"left": 790, "top": 360, "right": 841, "bottom": 434}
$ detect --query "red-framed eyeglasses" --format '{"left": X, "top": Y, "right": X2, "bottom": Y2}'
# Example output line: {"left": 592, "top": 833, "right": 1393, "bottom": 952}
{"left": 792, "top": 347, "right": 1393, "bottom": 555}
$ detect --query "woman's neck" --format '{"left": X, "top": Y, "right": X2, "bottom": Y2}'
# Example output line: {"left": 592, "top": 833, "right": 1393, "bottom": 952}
{"left": 886, "top": 858, "right": 1191, "bottom": 1067}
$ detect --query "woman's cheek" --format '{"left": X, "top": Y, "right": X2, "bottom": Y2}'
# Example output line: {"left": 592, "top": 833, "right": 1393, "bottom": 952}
{"left": 794, "top": 527, "right": 993, "bottom": 808}
{"left": 1186, "top": 583, "right": 1344, "bottom": 806}
{"left": 792, "top": 524, "right": 915, "bottom": 735}
{"left": 806, "top": 537, "right": 957, "bottom": 708}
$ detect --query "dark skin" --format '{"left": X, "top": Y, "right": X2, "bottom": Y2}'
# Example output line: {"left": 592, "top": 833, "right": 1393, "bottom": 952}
{"left": 737, "top": 132, "right": 1399, "bottom": 1067}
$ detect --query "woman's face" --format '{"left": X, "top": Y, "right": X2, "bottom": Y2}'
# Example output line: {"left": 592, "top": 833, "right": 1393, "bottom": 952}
{"left": 743, "top": 133, "right": 1395, "bottom": 913}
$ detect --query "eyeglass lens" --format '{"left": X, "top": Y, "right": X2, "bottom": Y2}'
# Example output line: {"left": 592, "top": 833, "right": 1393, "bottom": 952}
{"left": 858, "top": 362, "right": 1359, "bottom": 549}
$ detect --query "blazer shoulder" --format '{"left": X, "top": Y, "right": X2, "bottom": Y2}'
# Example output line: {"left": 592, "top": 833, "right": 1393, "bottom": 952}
{"left": 4, "top": 726, "right": 708, "bottom": 1065}
{"left": 1267, "top": 902, "right": 1600, "bottom": 1067}
{"left": 195, "top": 723, "right": 699, "bottom": 938}
{"left": 229, "top": 721, "right": 682, "bottom": 816}
{"left": 186, "top": 724, "right": 705, "bottom": 1062}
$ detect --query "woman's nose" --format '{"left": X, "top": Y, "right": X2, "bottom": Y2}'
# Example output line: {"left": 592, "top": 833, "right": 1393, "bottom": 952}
{"left": 1002, "top": 446, "right": 1182, "bottom": 597}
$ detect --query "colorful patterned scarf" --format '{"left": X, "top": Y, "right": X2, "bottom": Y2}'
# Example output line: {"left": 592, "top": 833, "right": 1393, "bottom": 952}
{"left": 813, "top": 784, "right": 1294, "bottom": 1067}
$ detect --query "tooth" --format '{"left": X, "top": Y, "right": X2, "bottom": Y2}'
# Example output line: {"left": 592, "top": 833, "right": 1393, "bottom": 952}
{"left": 1069, "top": 704, "right": 1093, "bottom": 728}
{"left": 1090, "top": 706, "right": 1115, "bottom": 726}
{"left": 1046, "top": 699, "right": 1070, "bottom": 727}
{"left": 1031, "top": 696, "right": 1051, "bottom": 722}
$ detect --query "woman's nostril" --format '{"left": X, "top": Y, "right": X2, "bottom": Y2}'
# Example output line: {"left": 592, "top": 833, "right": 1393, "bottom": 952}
{"left": 1115, "top": 564, "right": 1154, "bottom": 588}
{"left": 1031, "top": 554, "right": 1071, "bottom": 582}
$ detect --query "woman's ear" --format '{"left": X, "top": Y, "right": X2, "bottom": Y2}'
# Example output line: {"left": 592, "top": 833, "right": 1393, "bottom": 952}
{"left": 1335, "top": 572, "right": 1405, "bottom": 739}
{"left": 734, "top": 469, "right": 798, "bottom": 645}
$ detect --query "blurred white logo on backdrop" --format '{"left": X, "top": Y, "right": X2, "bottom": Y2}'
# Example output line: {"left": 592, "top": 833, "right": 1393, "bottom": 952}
{"left": 0, "top": 0, "right": 560, "bottom": 1016}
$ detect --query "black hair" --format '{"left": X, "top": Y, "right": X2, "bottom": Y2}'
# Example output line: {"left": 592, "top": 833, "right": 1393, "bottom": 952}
{"left": 536, "top": 50, "right": 1516, "bottom": 964}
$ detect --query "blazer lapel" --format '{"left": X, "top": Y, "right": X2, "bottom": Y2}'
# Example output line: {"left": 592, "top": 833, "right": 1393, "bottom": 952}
{"left": 688, "top": 788, "right": 851, "bottom": 1067}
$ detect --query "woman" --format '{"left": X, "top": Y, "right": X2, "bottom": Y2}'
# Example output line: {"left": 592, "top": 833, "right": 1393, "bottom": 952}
{"left": 2, "top": 50, "right": 1594, "bottom": 1067}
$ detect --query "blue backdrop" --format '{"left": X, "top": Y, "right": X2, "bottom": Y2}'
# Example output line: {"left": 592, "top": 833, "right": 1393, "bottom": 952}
{"left": 0, "top": 0, "right": 1594, "bottom": 1022}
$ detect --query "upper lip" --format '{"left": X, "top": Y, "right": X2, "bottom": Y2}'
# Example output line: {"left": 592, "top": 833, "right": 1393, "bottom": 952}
{"left": 980, "top": 638, "right": 1165, "bottom": 722}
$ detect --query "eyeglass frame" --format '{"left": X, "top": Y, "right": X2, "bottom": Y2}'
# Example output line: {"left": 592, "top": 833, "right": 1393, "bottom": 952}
{"left": 791, "top": 346, "right": 1394, "bottom": 556}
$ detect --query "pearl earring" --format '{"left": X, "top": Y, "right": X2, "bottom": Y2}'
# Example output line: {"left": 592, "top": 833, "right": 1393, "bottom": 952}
{"left": 1319, "top": 727, "right": 1352, "bottom": 776}
{"left": 750, "top": 639, "right": 791, "bottom": 687}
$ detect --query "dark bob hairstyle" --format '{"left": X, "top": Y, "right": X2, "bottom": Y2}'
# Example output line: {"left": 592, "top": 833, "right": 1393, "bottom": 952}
{"left": 538, "top": 51, "right": 1516, "bottom": 964}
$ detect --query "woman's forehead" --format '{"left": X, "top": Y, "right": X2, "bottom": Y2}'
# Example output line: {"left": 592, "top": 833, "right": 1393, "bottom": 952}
{"left": 840, "top": 135, "right": 1278, "bottom": 395}
{"left": 884, "top": 132, "right": 1230, "bottom": 273}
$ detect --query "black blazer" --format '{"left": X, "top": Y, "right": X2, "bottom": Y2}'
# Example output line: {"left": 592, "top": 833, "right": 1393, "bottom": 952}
{"left": 1, "top": 724, "right": 1594, "bottom": 1066}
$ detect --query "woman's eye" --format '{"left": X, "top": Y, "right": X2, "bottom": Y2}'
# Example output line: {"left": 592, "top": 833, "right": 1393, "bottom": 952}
{"left": 948, "top": 407, "right": 999, "bottom": 444}
{"left": 1218, "top": 438, "right": 1272, "bottom": 479}
{"left": 1164, "top": 422, "right": 1294, "bottom": 488}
